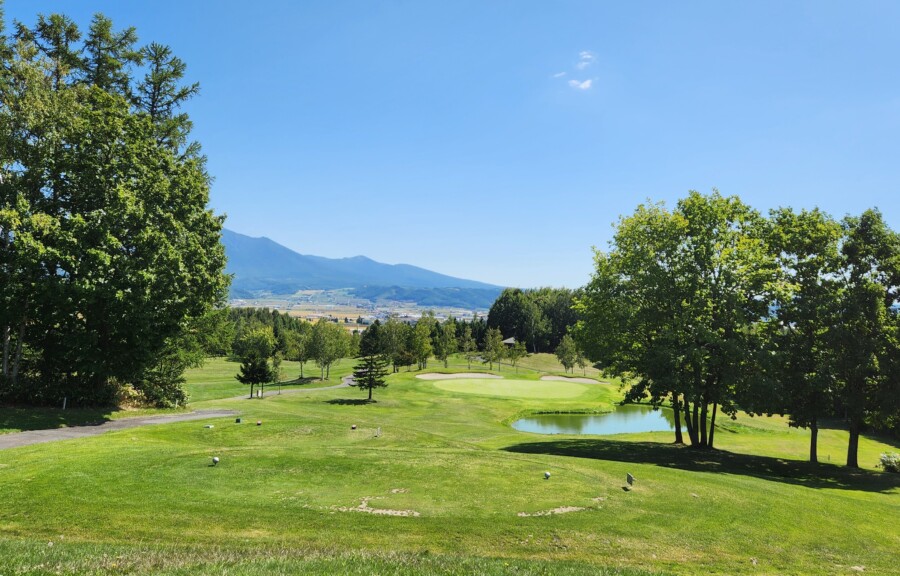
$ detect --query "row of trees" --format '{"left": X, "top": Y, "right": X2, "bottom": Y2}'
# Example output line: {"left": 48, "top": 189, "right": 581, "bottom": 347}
{"left": 232, "top": 308, "right": 358, "bottom": 386}
{"left": 229, "top": 309, "right": 529, "bottom": 398}
{"left": 487, "top": 287, "right": 581, "bottom": 353}
{"left": 574, "top": 191, "right": 900, "bottom": 467}
{"left": 0, "top": 11, "right": 227, "bottom": 407}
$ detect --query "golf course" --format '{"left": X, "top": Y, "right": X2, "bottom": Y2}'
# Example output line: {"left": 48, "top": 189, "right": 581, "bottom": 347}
{"left": 1, "top": 355, "right": 897, "bottom": 575}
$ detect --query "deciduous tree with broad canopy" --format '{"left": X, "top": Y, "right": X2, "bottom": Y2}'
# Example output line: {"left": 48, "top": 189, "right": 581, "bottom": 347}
{"left": 575, "top": 191, "right": 777, "bottom": 448}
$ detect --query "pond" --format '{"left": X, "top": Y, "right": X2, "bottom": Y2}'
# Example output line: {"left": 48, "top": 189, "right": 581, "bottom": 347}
{"left": 511, "top": 404, "right": 683, "bottom": 435}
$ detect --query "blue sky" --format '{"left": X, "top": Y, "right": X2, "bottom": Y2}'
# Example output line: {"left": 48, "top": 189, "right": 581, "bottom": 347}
{"left": 5, "top": 1, "right": 900, "bottom": 288}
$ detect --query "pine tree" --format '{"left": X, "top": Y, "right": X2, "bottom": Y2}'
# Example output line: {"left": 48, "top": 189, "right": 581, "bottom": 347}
{"left": 353, "top": 355, "right": 389, "bottom": 402}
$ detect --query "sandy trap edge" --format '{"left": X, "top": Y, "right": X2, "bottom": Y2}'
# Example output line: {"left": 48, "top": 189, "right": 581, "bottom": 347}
{"left": 416, "top": 373, "right": 504, "bottom": 380}
{"left": 539, "top": 375, "right": 600, "bottom": 384}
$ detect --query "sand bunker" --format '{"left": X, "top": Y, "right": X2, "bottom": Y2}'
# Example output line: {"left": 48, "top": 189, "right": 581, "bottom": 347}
{"left": 517, "top": 506, "right": 586, "bottom": 517}
{"left": 540, "top": 375, "right": 600, "bottom": 384}
{"left": 335, "top": 497, "right": 420, "bottom": 517}
{"left": 416, "top": 373, "right": 503, "bottom": 380}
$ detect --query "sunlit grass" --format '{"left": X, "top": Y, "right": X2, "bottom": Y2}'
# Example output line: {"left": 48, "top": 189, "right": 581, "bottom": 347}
{"left": 1, "top": 361, "right": 897, "bottom": 575}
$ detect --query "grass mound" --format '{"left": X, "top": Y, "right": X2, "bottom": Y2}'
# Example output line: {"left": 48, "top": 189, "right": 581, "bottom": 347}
{"left": 433, "top": 378, "right": 589, "bottom": 399}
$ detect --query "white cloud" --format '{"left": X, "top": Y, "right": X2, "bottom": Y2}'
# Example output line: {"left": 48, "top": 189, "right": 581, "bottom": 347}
{"left": 575, "top": 51, "right": 595, "bottom": 70}
{"left": 551, "top": 51, "right": 596, "bottom": 87}
{"left": 568, "top": 79, "right": 592, "bottom": 90}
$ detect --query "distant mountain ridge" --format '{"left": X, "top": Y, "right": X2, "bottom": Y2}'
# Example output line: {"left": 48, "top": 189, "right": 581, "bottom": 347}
{"left": 222, "top": 229, "right": 503, "bottom": 306}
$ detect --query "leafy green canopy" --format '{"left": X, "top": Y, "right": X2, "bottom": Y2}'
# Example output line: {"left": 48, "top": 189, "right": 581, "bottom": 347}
{"left": 575, "top": 191, "right": 900, "bottom": 465}
{"left": 575, "top": 191, "right": 777, "bottom": 448}
{"left": 0, "top": 11, "right": 227, "bottom": 406}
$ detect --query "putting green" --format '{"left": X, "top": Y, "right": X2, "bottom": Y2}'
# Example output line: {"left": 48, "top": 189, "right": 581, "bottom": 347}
{"left": 432, "top": 377, "right": 588, "bottom": 399}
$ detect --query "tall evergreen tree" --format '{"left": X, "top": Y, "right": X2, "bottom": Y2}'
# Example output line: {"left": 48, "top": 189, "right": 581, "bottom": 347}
{"left": 353, "top": 354, "right": 389, "bottom": 402}
{"left": 0, "top": 11, "right": 227, "bottom": 406}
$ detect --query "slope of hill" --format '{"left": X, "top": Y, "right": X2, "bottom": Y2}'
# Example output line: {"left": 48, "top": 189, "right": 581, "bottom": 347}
{"left": 222, "top": 229, "right": 503, "bottom": 305}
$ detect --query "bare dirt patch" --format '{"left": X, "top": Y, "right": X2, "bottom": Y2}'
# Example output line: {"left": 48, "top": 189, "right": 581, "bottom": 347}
{"left": 540, "top": 375, "right": 600, "bottom": 384}
{"left": 334, "top": 497, "right": 420, "bottom": 517}
{"left": 416, "top": 373, "right": 503, "bottom": 380}
{"left": 517, "top": 506, "right": 587, "bottom": 517}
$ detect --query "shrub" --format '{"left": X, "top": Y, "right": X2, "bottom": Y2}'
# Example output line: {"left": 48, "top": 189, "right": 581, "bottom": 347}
{"left": 879, "top": 452, "right": 900, "bottom": 473}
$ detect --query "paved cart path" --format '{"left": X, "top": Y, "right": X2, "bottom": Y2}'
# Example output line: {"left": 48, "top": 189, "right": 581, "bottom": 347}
{"left": 0, "top": 375, "right": 356, "bottom": 451}
{"left": 0, "top": 409, "right": 238, "bottom": 450}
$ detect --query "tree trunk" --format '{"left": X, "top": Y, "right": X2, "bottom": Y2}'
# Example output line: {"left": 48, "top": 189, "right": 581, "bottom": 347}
{"left": 249, "top": 383, "right": 254, "bottom": 399}
{"left": 300, "top": 361, "right": 304, "bottom": 379}
{"left": 672, "top": 395, "right": 684, "bottom": 444}
{"left": 368, "top": 385, "right": 372, "bottom": 401}
{"left": 691, "top": 402, "right": 700, "bottom": 446}
{"left": 846, "top": 418, "right": 860, "bottom": 468}
{"left": 10, "top": 319, "right": 26, "bottom": 387}
{"left": 683, "top": 401, "right": 697, "bottom": 446}
{"left": 809, "top": 421, "right": 818, "bottom": 464}
{"left": 2, "top": 324, "right": 9, "bottom": 379}
{"left": 699, "top": 399, "right": 708, "bottom": 447}
{"left": 708, "top": 402, "right": 718, "bottom": 449}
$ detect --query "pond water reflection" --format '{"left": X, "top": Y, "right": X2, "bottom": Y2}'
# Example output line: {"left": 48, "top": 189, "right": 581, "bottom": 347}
{"left": 512, "top": 404, "right": 682, "bottom": 435}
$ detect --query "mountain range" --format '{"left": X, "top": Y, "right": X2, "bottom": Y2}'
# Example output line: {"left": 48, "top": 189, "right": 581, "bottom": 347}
{"left": 222, "top": 229, "right": 503, "bottom": 308}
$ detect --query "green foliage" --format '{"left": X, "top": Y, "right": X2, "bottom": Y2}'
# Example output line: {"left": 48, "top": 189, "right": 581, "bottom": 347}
{"left": 380, "top": 317, "right": 412, "bottom": 373}
{"left": 482, "top": 327, "right": 504, "bottom": 370}
{"left": 575, "top": 191, "right": 778, "bottom": 448}
{"left": 835, "top": 209, "right": 900, "bottom": 467}
{"left": 507, "top": 340, "right": 527, "bottom": 372}
{"left": 576, "top": 192, "right": 900, "bottom": 465}
{"left": 487, "top": 287, "right": 580, "bottom": 353}
{"left": 310, "top": 319, "right": 349, "bottom": 379}
{"left": 459, "top": 324, "right": 477, "bottom": 369}
{"left": 236, "top": 356, "right": 274, "bottom": 397}
{"left": 0, "top": 10, "right": 227, "bottom": 407}
{"left": 433, "top": 317, "right": 458, "bottom": 368}
{"left": 234, "top": 326, "right": 276, "bottom": 397}
{"left": 879, "top": 452, "right": 900, "bottom": 473}
{"left": 352, "top": 354, "right": 389, "bottom": 401}
{"left": 555, "top": 334, "right": 578, "bottom": 374}
{"left": 410, "top": 312, "right": 435, "bottom": 370}
{"left": 766, "top": 207, "right": 843, "bottom": 462}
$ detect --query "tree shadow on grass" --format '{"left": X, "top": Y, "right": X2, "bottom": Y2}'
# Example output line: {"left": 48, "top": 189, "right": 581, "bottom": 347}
{"left": 0, "top": 406, "right": 115, "bottom": 432}
{"left": 501, "top": 439, "right": 900, "bottom": 493}
{"left": 325, "top": 398, "right": 375, "bottom": 406}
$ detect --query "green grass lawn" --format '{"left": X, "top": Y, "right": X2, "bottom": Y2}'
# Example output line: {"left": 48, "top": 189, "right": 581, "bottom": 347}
{"left": 183, "top": 356, "right": 352, "bottom": 402}
{"left": 0, "top": 362, "right": 897, "bottom": 575}
{"left": 0, "top": 405, "right": 185, "bottom": 434}
{"left": 431, "top": 377, "right": 596, "bottom": 399}
{"left": 434, "top": 352, "right": 604, "bottom": 379}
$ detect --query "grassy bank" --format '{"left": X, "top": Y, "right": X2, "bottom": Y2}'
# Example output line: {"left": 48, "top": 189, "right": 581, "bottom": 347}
{"left": 0, "top": 360, "right": 897, "bottom": 575}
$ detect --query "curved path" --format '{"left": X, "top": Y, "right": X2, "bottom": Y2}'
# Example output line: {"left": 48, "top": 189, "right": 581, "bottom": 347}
{"left": 236, "top": 375, "right": 352, "bottom": 400}
{"left": 0, "top": 409, "right": 238, "bottom": 451}
{"left": 1, "top": 376, "right": 355, "bottom": 451}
